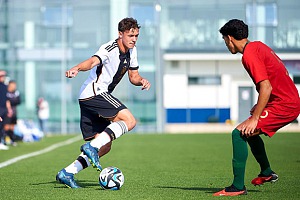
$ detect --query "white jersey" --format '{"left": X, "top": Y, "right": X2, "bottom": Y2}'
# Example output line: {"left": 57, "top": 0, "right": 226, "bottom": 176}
{"left": 79, "top": 39, "right": 139, "bottom": 100}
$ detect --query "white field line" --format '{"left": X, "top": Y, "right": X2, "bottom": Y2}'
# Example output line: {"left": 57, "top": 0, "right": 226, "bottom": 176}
{"left": 0, "top": 135, "right": 82, "bottom": 169}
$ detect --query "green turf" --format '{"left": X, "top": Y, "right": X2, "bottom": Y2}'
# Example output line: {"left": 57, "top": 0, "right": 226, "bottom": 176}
{"left": 0, "top": 132, "right": 299, "bottom": 199}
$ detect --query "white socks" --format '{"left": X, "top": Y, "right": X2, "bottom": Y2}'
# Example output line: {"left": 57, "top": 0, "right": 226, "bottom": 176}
{"left": 64, "top": 122, "right": 128, "bottom": 175}
{"left": 65, "top": 153, "right": 90, "bottom": 174}
{"left": 90, "top": 121, "right": 128, "bottom": 150}
{"left": 90, "top": 132, "right": 111, "bottom": 150}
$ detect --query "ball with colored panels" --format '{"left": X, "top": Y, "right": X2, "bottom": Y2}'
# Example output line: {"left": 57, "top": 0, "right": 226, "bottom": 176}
{"left": 99, "top": 166, "right": 124, "bottom": 190}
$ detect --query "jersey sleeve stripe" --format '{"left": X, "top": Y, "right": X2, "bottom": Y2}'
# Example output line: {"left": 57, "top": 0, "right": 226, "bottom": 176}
{"left": 92, "top": 55, "right": 101, "bottom": 63}
{"left": 104, "top": 41, "right": 118, "bottom": 52}
{"left": 129, "top": 66, "right": 139, "bottom": 70}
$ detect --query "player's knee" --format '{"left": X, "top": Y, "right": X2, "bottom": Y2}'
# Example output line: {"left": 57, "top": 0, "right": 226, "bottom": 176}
{"left": 232, "top": 128, "right": 239, "bottom": 135}
{"left": 232, "top": 128, "right": 247, "bottom": 142}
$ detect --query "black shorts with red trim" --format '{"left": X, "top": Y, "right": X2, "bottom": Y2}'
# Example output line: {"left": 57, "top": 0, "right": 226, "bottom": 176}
{"left": 79, "top": 92, "right": 127, "bottom": 141}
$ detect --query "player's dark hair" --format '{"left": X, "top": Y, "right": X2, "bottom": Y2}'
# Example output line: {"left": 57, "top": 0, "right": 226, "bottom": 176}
{"left": 219, "top": 19, "right": 248, "bottom": 40}
{"left": 118, "top": 17, "right": 141, "bottom": 32}
{"left": 8, "top": 80, "right": 16, "bottom": 84}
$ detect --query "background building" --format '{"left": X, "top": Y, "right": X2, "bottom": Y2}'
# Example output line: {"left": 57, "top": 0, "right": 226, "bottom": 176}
{"left": 0, "top": 0, "right": 299, "bottom": 133}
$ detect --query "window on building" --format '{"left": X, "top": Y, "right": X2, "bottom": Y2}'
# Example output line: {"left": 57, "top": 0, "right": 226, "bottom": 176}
{"left": 42, "top": 6, "right": 73, "bottom": 27}
{"left": 246, "top": 3, "right": 278, "bottom": 26}
{"left": 188, "top": 76, "right": 221, "bottom": 85}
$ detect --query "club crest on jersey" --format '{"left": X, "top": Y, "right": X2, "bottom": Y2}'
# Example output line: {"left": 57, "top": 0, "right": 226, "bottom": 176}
{"left": 260, "top": 110, "right": 269, "bottom": 119}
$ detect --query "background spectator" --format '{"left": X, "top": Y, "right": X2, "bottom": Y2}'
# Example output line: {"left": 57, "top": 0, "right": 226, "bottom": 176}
{"left": 4, "top": 80, "right": 21, "bottom": 146}
{"left": 0, "top": 70, "right": 12, "bottom": 150}
{"left": 37, "top": 97, "right": 49, "bottom": 134}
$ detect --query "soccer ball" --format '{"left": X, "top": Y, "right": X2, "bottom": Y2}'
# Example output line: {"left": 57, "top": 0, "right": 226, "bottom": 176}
{"left": 99, "top": 166, "right": 124, "bottom": 190}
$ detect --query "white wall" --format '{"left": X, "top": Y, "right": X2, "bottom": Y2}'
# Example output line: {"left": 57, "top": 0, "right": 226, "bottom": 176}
{"left": 163, "top": 74, "right": 232, "bottom": 108}
{"left": 163, "top": 53, "right": 300, "bottom": 124}
{"left": 163, "top": 58, "right": 254, "bottom": 122}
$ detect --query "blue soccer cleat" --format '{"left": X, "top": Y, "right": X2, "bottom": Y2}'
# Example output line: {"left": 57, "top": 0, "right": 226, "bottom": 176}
{"left": 56, "top": 169, "right": 80, "bottom": 188}
{"left": 80, "top": 142, "right": 102, "bottom": 171}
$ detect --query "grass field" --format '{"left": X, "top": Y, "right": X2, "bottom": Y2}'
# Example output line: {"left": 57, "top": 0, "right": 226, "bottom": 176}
{"left": 0, "top": 132, "right": 299, "bottom": 200}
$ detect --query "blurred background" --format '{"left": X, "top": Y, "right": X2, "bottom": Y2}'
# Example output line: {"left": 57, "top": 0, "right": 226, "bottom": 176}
{"left": 0, "top": 0, "right": 299, "bottom": 134}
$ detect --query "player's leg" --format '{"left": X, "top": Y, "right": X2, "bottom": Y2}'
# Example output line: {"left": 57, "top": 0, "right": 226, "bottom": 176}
{"left": 64, "top": 141, "right": 112, "bottom": 174}
{"left": 56, "top": 102, "right": 110, "bottom": 188}
{"left": 80, "top": 93, "right": 133, "bottom": 171}
{"left": 213, "top": 128, "right": 248, "bottom": 196}
{"left": 0, "top": 114, "right": 9, "bottom": 150}
{"left": 90, "top": 108, "right": 135, "bottom": 148}
{"left": 98, "top": 141, "right": 112, "bottom": 157}
{"left": 56, "top": 142, "right": 112, "bottom": 189}
{"left": 248, "top": 108, "right": 299, "bottom": 186}
{"left": 4, "top": 123, "right": 16, "bottom": 145}
{"left": 247, "top": 134, "right": 278, "bottom": 186}
{"left": 82, "top": 109, "right": 133, "bottom": 170}
{"left": 56, "top": 152, "right": 90, "bottom": 188}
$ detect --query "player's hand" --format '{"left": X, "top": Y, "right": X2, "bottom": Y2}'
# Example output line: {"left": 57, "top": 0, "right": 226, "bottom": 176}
{"left": 141, "top": 78, "right": 151, "bottom": 90}
{"left": 0, "top": 117, "right": 2, "bottom": 122}
{"left": 65, "top": 68, "right": 79, "bottom": 78}
{"left": 237, "top": 117, "right": 258, "bottom": 137}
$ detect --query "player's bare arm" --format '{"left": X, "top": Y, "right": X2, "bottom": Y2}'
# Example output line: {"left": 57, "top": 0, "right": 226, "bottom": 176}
{"left": 128, "top": 70, "right": 151, "bottom": 90}
{"left": 66, "top": 56, "right": 100, "bottom": 78}
{"left": 237, "top": 79, "right": 272, "bottom": 137}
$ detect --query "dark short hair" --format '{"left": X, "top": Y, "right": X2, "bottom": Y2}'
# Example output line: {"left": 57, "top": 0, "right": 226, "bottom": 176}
{"left": 219, "top": 19, "right": 248, "bottom": 40}
{"left": 118, "top": 17, "right": 141, "bottom": 32}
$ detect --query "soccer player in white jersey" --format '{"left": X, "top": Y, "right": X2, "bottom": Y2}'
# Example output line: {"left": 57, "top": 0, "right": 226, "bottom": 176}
{"left": 56, "top": 17, "right": 151, "bottom": 188}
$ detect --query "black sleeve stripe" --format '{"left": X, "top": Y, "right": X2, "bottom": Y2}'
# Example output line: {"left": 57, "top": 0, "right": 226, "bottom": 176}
{"left": 129, "top": 66, "right": 139, "bottom": 70}
{"left": 92, "top": 55, "right": 102, "bottom": 65}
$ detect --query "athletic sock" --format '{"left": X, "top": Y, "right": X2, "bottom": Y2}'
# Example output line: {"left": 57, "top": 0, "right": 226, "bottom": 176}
{"left": 247, "top": 135, "right": 272, "bottom": 175}
{"left": 261, "top": 167, "right": 273, "bottom": 176}
{"left": 65, "top": 153, "right": 91, "bottom": 174}
{"left": 7, "top": 130, "right": 15, "bottom": 142}
{"left": 231, "top": 129, "right": 248, "bottom": 190}
{"left": 90, "top": 121, "right": 128, "bottom": 150}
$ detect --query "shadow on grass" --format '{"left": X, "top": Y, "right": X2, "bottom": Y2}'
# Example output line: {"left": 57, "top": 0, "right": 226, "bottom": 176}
{"left": 31, "top": 179, "right": 100, "bottom": 189}
{"left": 155, "top": 186, "right": 261, "bottom": 194}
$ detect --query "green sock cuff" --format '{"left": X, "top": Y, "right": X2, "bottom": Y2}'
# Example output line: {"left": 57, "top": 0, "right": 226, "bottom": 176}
{"left": 232, "top": 128, "right": 247, "bottom": 142}
{"left": 261, "top": 167, "right": 272, "bottom": 176}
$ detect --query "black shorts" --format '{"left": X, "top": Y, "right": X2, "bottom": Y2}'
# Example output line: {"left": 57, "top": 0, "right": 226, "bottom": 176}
{"left": 3, "top": 115, "right": 17, "bottom": 125}
{"left": 79, "top": 92, "right": 127, "bottom": 141}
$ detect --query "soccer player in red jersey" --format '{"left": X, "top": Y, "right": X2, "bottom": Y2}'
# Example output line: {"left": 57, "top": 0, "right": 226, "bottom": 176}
{"left": 214, "top": 19, "right": 300, "bottom": 196}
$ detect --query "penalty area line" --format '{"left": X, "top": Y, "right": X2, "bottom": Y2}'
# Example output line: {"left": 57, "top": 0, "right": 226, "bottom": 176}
{"left": 0, "top": 135, "right": 82, "bottom": 169}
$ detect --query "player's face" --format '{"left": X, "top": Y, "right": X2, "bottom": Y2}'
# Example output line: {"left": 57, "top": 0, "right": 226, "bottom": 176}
{"left": 8, "top": 82, "right": 16, "bottom": 92}
{"left": 223, "top": 35, "right": 237, "bottom": 54}
{"left": 0, "top": 71, "right": 6, "bottom": 83}
{"left": 119, "top": 28, "right": 139, "bottom": 50}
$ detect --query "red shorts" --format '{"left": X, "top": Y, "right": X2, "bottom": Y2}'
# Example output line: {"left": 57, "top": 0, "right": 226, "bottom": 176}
{"left": 255, "top": 107, "right": 299, "bottom": 137}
